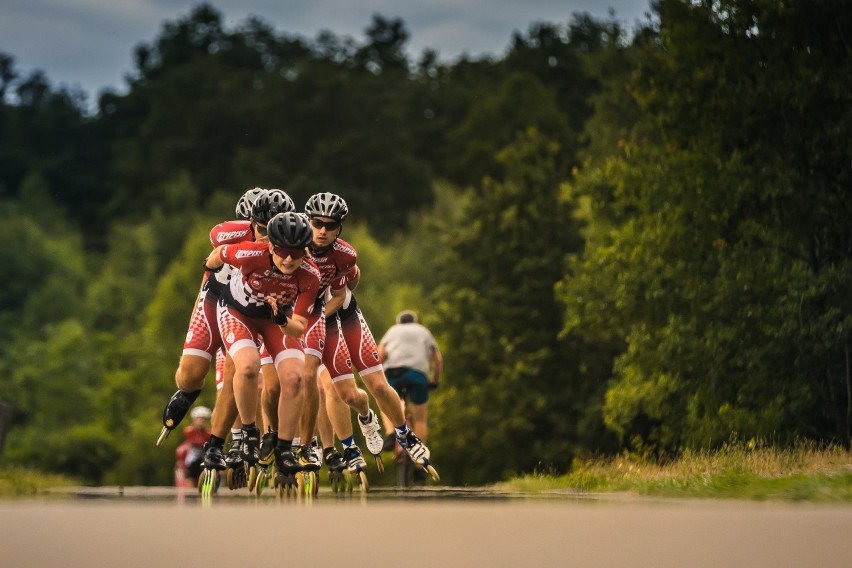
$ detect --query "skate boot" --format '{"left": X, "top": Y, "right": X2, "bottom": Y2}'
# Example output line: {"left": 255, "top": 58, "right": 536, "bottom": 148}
{"left": 198, "top": 442, "right": 226, "bottom": 497}
{"left": 310, "top": 437, "right": 323, "bottom": 466}
{"left": 397, "top": 430, "right": 439, "bottom": 482}
{"left": 324, "top": 447, "right": 346, "bottom": 493}
{"left": 203, "top": 442, "right": 227, "bottom": 470}
{"left": 224, "top": 439, "right": 247, "bottom": 490}
{"left": 240, "top": 426, "right": 261, "bottom": 491}
{"left": 295, "top": 445, "right": 322, "bottom": 472}
{"left": 357, "top": 409, "right": 385, "bottom": 473}
{"left": 254, "top": 430, "right": 277, "bottom": 496}
{"left": 343, "top": 444, "right": 369, "bottom": 492}
{"left": 156, "top": 389, "right": 199, "bottom": 446}
{"left": 274, "top": 447, "right": 303, "bottom": 497}
{"left": 240, "top": 426, "right": 261, "bottom": 465}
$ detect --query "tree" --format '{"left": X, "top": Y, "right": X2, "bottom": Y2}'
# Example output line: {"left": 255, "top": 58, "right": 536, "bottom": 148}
{"left": 430, "top": 129, "right": 585, "bottom": 483}
{"left": 560, "top": 0, "right": 852, "bottom": 451}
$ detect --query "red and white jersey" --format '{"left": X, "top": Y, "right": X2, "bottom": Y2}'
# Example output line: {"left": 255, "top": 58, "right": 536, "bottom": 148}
{"left": 220, "top": 241, "right": 321, "bottom": 320}
{"left": 206, "top": 220, "right": 254, "bottom": 294}
{"left": 308, "top": 238, "right": 358, "bottom": 295}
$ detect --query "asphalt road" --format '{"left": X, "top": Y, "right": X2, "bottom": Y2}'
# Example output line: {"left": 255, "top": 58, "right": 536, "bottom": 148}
{"left": 1, "top": 487, "right": 850, "bottom": 567}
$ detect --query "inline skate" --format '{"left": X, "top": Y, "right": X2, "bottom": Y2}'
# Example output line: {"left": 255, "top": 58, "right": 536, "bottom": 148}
{"left": 240, "top": 425, "right": 260, "bottom": 491}
{"left": 224, "top": 438, "right": 247, "bottom": 490}
{"left": 357, "top": 409, "right": 385, "bottom": 473}
{"left": 295, "top": 445, "right": 321, "bottom": 497}
{"left": 324, "top": 447, "right": 347, "bottom": 493}
{"left": 254, "top": 430, "right": 277, "bottom": 496}
{"left": 397, "top": 430, "right": 439, "bottom": 481}
{"left": 198, "top": 442, "right": 226, "bottom": 497}
{"left": 274, "top": 446, "right": 303, "bottom": 497}
{"left": 343, "top": 444, "right": 369, "bottom": 493}
{"left": 156, "top": 389, "right": 199, "bottom": 446}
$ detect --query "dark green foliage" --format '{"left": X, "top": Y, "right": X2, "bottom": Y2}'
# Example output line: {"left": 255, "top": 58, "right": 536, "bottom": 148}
{"left": 430, "top": 129, "right": 586, "bottom": 483}
{"left": 561, "top": 0, "right": 852, "bottom": 452}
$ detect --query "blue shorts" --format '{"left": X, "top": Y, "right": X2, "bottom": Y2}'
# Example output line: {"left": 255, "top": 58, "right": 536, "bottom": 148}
{"left": 385, "top": 368, "right": 430, "bottom": 405}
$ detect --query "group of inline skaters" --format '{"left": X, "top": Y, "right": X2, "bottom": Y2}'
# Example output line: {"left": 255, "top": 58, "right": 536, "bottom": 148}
{"left": 157, "top": 187, "right": 437, "bottom": 495}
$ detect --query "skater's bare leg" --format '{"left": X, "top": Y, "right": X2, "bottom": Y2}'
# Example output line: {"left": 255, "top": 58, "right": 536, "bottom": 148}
{"left": 231, "top": 346, "right": 261, "bottom": 426}
{"left": 317, "top": 377, "right": 336, "bottom": 448}
{"left": 299, "top": 355, "right": 322, "bottom": 442}
{"left": 408, "top": 402, "right": 429, "bottom": 444}
{"left": 276, "top": 357, "right": 305, "bottom": 440}
{"left": 360, "top": 370, "right": 406, "bottom": 426}
{"left": 261, "top": 362, "right": 280, "bottom": 431}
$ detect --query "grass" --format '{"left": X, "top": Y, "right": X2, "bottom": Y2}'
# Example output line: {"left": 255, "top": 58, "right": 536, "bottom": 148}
{"left": 0, "top": 466, "right": 80, "bottom": 497}
{"left": 497, "top": 441, "right": 852, "bottom": 501}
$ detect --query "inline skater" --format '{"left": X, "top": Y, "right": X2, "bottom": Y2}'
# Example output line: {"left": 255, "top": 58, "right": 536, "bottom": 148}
{"left": 305, "top": 193, "right": 437, "bottom": 480}
{"left": 157, "top": 188, "right": 264, "bottom": 451}
{"left": 203, "top": 211, "right": 321, "bottom": 491}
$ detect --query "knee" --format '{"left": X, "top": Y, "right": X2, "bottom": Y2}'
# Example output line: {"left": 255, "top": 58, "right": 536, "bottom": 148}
{"left": 176, "top": 360, "right": 208, "bottom": 390}
{"left": 338, "top": 388, "right": 360, "bottom": 407}
{"left": 279, "top": 369, "right": 304, "bottom": 396}
{"left": 235, "top": 361, "right": 259, "bottom": 382}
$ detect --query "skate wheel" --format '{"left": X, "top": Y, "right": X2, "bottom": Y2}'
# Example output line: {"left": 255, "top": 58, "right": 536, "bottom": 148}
{"left": 301, "top": 472, "right": 315, "bottom": 497}
{"left": 226, "top": 468, "right": 235, "bottom": 490}
{"left": 156, "top": 426, "right": 171, "bottom": 447}
{"left": 296, "top": 473, "right": 306, "bottom": 495}
{"left": 329, "top": 472, "right": 341, "bottom": 493}
{"left": 199, "top": 469, "right": 219, "bottom": 496}
{"left": 255, "top": 469, "right": 267, "bottom": 496}
{"left": 375, "top": 455, "right": 385, "bottom": 474}
{"left": 425, "top": 464, "right": 440, "bottom": 482}
{"left": 247, "top": 465, "right": 257, "bottom": 492}
{"left": 358, "top": 471, "right": 369, "bottom": 492}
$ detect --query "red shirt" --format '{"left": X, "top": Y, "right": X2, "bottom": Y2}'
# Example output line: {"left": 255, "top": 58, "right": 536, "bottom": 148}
{"left": 205, "top": 220, "right": 255, "bottom": 295}
{"left": 308, "top": 238, "right": 358, "bottom": 293}
{"left": 220, "top": 241, "right": 321, "bottom": 319}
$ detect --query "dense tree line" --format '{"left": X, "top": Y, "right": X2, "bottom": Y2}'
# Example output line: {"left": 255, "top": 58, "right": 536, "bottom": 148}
{"left": 0, "top": 0, "right": 849, "bottom": 485}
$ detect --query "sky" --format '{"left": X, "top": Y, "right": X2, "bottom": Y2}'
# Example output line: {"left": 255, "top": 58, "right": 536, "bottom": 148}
{"left": 0, "top": 0, "right": 653, "bottom": 101}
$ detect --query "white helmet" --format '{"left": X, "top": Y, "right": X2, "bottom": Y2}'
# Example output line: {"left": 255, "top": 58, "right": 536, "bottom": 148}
{"left": 236, "top": 188, "right": 266, "bottom": 220}
{"left": 190, "top": 406, "right": 212, "bottom": 419}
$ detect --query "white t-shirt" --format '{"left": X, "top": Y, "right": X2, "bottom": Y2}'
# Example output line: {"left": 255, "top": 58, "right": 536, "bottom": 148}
{"left": 380, "top": 323, "right": 438, "bottom": 376}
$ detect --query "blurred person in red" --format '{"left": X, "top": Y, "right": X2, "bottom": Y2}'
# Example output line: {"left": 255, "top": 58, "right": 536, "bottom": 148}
{"left": 175, "top": 406, "right": 212, "bottom": 487}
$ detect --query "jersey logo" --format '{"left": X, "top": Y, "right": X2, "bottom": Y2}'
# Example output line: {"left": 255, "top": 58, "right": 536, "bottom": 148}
{"left": 235, "top": 249, "right": 265, "bottom": 258}
{"left": 216, "top": 229, "right": 251, "bottom": 242}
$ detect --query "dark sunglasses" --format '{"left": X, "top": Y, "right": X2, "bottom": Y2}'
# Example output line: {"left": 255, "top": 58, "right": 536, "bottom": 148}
{"left": 273, "top": 245, "right": 306, "bottom": 259}
{"left": 310, "top": 218, "right": 341, "bottom": 231}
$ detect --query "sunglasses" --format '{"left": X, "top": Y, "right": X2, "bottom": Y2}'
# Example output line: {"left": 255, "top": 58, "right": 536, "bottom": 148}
{"left": 273, "top": 246, "right": 306, "bottom": 259}
{"left": 310, "top": 218, "right": 341, "bottom": 231}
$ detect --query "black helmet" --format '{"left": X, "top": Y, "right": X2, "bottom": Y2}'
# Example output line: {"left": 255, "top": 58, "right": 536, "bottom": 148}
{"left": 267, "top": 212, "right": 313, "bottom": 249}
{"left": 251, "top": 189, "right": 296, "bottom": 225}
{"left": 235, "top": 187, "right": 265, "bottom": 220}
{"left": 304, "top": 192, "right": 348, "bottom": 221}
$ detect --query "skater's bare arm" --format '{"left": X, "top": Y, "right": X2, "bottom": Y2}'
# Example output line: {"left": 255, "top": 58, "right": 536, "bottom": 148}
{"left": 280, "top": 313, "right": 307, "bottom": 338}
{"left": 204, "top": 246, "right": 225, "bottom": 271}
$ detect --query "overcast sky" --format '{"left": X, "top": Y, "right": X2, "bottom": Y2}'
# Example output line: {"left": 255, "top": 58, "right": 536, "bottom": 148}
{"left": 1, "top": 0, "right": 653, "bottom": 100}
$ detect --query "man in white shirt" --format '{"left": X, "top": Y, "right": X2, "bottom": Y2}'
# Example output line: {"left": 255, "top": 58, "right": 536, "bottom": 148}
{"left": 377, "top": 310, "right": 443, "bottom": 447}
